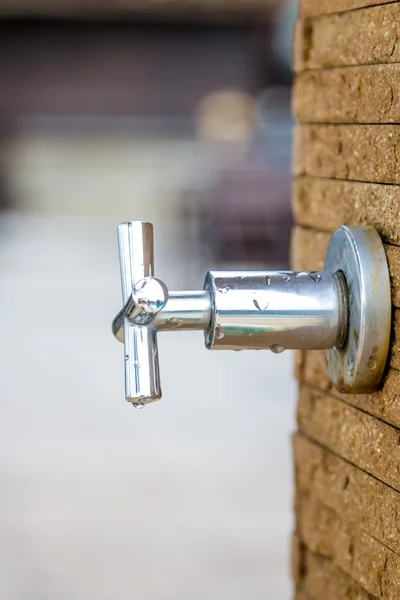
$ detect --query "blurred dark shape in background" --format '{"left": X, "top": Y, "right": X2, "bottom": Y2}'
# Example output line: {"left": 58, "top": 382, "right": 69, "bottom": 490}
{"left": 0, "top": 0, "right": 295, "bottom": 266}
{"left": 185, "top": 86, "right": 292, "bottom": 269}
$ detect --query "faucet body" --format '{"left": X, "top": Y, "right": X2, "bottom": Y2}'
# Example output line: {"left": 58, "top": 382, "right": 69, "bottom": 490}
{"left": 113, "top": 222, "right": 391, "bottom": 406}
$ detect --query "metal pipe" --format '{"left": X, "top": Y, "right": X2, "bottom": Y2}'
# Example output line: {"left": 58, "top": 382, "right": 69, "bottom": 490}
{"left": 113, "top": 291, "right": 212, "bottom": 341}
{"left": 153, "top": 291, "right": 211, "bottom": 331}
{"left": 204, "top": 271, "right": 347, "bottom": 352}
{"left": 117, "top": 222, "right": 161, "bottom": 405}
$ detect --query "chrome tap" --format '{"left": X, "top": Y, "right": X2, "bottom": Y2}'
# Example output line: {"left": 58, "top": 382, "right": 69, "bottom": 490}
{"left": 112, "top": 221, "right": 391, "bottom": 406}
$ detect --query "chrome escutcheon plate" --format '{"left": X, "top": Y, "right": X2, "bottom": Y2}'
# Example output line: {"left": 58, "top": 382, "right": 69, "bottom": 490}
{"left": 324, "top": 226, "right": 391, "bottom": 394}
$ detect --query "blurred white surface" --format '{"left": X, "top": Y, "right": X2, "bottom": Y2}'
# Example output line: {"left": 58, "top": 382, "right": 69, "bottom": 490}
{"left": 0, "top": 133, "right": 296, "bottom": 599}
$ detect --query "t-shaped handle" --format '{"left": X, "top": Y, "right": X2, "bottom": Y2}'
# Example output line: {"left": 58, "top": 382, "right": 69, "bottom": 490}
{"left": 113, "top": 222, "right": 391, "bottom": 406}
{"left": 117, "top": 222, "right": 164, "bottom": 408}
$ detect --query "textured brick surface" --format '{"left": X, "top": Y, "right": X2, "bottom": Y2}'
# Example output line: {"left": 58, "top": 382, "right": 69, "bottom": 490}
{"left": 292, "top": 2, "right": 400, "bottom": 597}
{"left": 295, "top": 542, "right": 378, "bottom": 600}
{"left": 294, "top": 65, "right": 400, "bottom": 124}
{"left": 294, "top": 350, "right": 305, "bottom": 381}
{"left": 297, "top": 384, "right": 400, "bottom": 491}
{"left": 294, "top": 593, "right": 309, "bottom": 600}
{"left": 293, "top": 124, "right": 400, "bottom": 185}
{"left": 387, "top": 245, "right": 400, "bottom": 307}
{"left": 392, "top": 311, "right": 400, "bottom": 369}
{"left": 301, "top": 351, "right": 400, "bottom": 427}
{"left": 292, "top": 533, "right": 303, "bottom": 586}
{"left": 291, "top": 226, "right": 400, "bottom": 308}
{"left": 302, "top": 351, "right": 331, "bottom": 391}
{"left": 293, "top": 178, "right": 400, "bottom": 246}
{"left": 296, "top": 491, "right": 400, "bottom": 599}
{"left": 299, "top": 0, "right": 395, "bottom": 18}
{"left": 290, "top": 227, "right": 330, "bottom": 272}
{"left": 294, "top": 4, "right": 400, "bottom": 70}
{"left": 294, "top": 434, "right": 400, "bottom": 555}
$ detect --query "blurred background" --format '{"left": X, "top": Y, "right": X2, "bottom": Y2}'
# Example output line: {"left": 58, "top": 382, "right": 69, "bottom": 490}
{"left": 0, "top": 1, "right": 297, "bottom": 598}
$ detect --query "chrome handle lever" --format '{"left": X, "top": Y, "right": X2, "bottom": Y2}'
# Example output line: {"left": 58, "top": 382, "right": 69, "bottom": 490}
{"left": 117, "top": 222, "right": 163, "bottom": 408}
{"left": 113, "top": 222, "right": 391, "bottom": 407}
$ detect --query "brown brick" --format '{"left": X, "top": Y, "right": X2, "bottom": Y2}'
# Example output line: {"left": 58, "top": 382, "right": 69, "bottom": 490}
{"left": 294, "top": 65, "right": 400, "bottom": 125}
{"left": 297, "top": 384, "right": 400, "bottom": 491}
{"left": 296, "top": 4, "right": 400, "bottom": 69}
{"left": 292, "top": 20, "right": 306, "bottom": 75}
{"left": 290, "top": 226, "right": 330, "bottom": 272}
{"left": 299, "top": 545, "right": 377, "bottom": 600}
{"left": 303, "top": 351, "right": 331, "bottom": 391}
{"left": 291, "top": 226, "right": 400, "bottom": 308}
{"left": 391, "top": 311, "right": 400, "bottom": 370}
{"left": 294, "top": 350, "right": 305, "bottom": 381}
{"left": 387, "top": 244, "right": 400, "bottom": 308}
{"left": 300, "top": 0, "right": 395, "bottom": 19}
{"left": 302, "top": 351, "right": 400, "bottom": 428}
{"left": 293, "top": 124, "right": 400, "bottom": 185}
{"left": 346, "top": 368, "right": 400, "bottom": 428}
{"left": 292, "top": 533, "right": 304, "bottom": 586}
{"left": 294, "top": 434, "right": 400, "bottom": 555}
{"left": 294, "top": 593, "right": 309, "bottom": 600}
{"left": 293, "top": 178, "right": 400, "bottom": 247}
{"left": 296, "top": 491, "right": 400, "bottom": 599}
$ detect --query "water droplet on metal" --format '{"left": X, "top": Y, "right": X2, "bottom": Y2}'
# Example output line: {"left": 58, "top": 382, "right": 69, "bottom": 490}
{"left": 270, "top": 345, "right": 286, "bottom": 354}
{"left": 218, "top": 286, "right": 230, "bottom": 294}
{"left": 295, "top": 272, "right": 308, "bottom": 278}
{"left": 264, "top": 276, "right": 271, "bottom": 286}
{"left": 134, "top": 403, "right": 146, "bottom": 410}
{"left": 310, "top": 273, "right": 321, "bottom": 283}
{"left": 215, "top": 325, "right": 225, "bottom": 340}
{"left": 133, "top": 360, "right": 141, "bottom": 368}
{"left": 169, "top": 318, "right": 183, "bottom": 328}
{"left": 282, "top": 274, "right": 291, "bottom": 283}
{"left": 253, "top": 299, "right": 269, "bottom": 312}
{"left": 125, "top": 355, "right": 129, "bottom": 361}
{"left": 368, "top": 358, "right": 378, "bottom": 370}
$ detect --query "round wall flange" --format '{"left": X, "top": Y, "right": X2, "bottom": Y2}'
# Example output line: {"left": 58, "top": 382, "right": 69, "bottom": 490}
{"left": 324, "top": 226, "right": 391, "bottom": 394}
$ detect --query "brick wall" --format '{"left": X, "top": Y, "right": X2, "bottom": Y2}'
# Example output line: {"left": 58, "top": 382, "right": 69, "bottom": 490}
{"left": 292, "top": 2, "right": 400, "bottom": 599}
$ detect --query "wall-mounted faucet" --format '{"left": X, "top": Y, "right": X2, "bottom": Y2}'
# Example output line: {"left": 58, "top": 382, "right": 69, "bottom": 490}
{"left": 112, "top": 221, "right": 391, "bottom": 408}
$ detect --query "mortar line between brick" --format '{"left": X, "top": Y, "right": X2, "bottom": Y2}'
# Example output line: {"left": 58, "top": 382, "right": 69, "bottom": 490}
{"left": 296, "top": 541, "right": 381, "bottom": 600}
{"left": 293, "top": 174, "right": 400, "bottom": 189}
{"left": 296, "top": 504, "right": 400, "bottom": 595}
{"left": 292, "top": 220, "right": 400, "bottom": 254}
{"left": 296, "top": 429, "right": 400, "bottom": 494}
{"left": 297, "top": 121, "right": 400, "bottom": 127}
{"left": 293, "top": 172, "right": 400, "bottom": 187}
{"left": 295, "top": 60, "right": 400, "bottom": 74}
{"left": 296, "top": 480, "right": 400, "bottom": 557}
{"left": 300, "top": 0, "right": 400, "bottom": 20}
{"left": 297, "top": 119, "right": 400, "bottom": 125}
{"left": 302, "top": 381, "right": 400, "bottom": 431}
